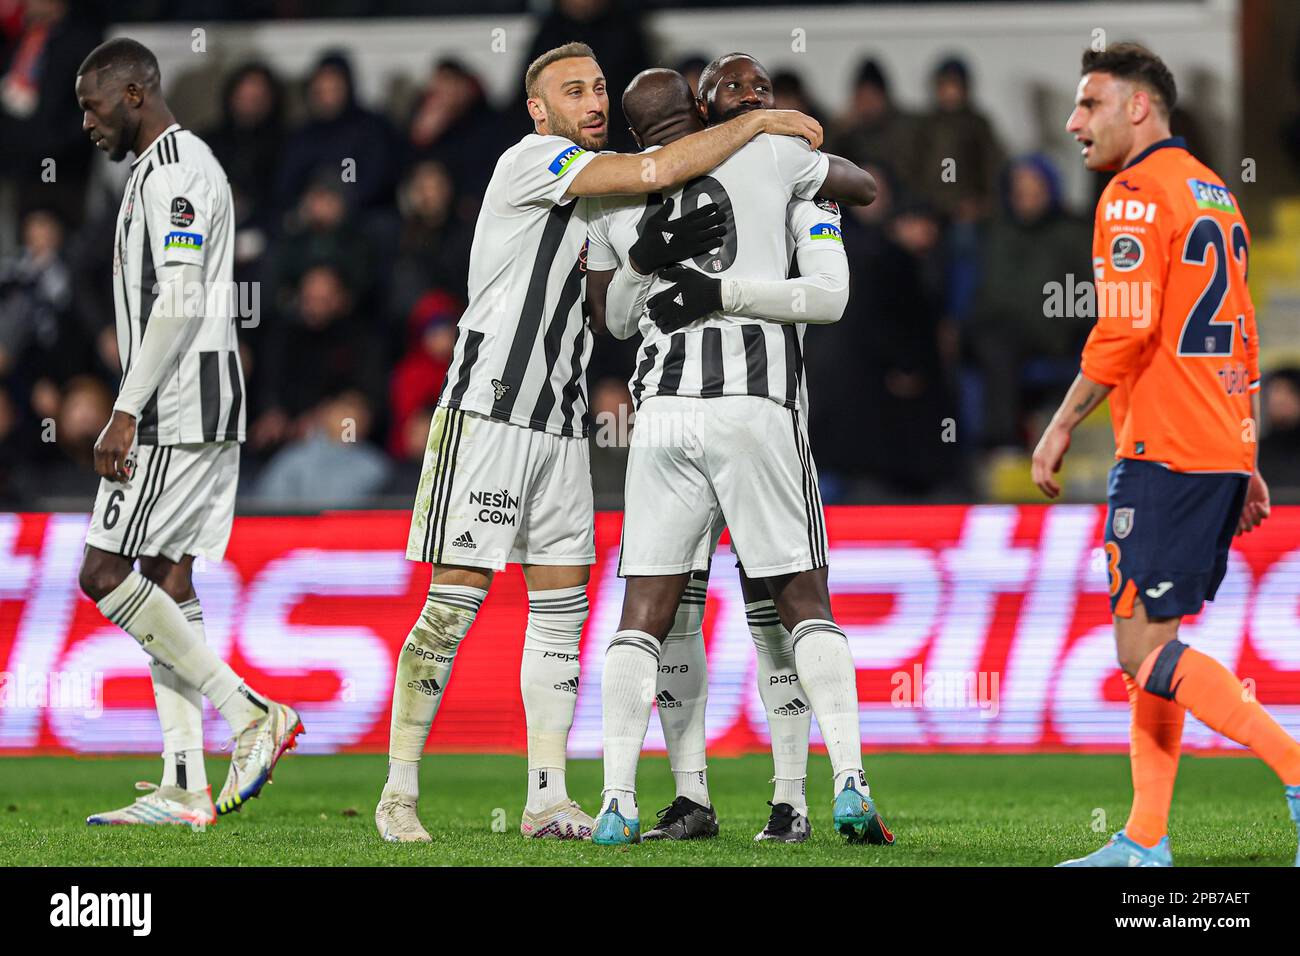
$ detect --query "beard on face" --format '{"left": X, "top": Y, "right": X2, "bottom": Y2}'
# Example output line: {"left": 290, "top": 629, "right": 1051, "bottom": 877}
{"left": 709, "top": 98, "right": 761, "bottom": 125}
{"left": 545, "top": 104, "right": 608, "bottom": 151}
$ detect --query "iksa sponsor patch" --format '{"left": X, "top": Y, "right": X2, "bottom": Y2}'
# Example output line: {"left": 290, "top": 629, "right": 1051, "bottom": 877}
{"left": 163, "top": 230, "right": 203, "bottom": 251}
{"left": 809, "top": 222, "right": 843, "bottom": 242}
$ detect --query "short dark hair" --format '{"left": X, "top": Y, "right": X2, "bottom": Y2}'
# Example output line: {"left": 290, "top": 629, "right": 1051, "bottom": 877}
{"left": 1081, "top": 42, "right": 1176, "bottom": 116}
{"left": 78, "top": 37, "right": 161, "bottom": 90}
{"left": 524, "top": 42, "right": 597, "bottom": 99}
{"left": 697, "top": 52, "right": 761, "bottom": 104}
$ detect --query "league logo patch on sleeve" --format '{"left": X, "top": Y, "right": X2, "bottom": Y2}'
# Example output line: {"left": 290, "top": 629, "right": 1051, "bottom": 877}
{"left": 1110, "top": 234, "right": 1144, "bottom": 271}
{"left": 547, "top": 145, "right": 587, "bottom": 177}
{"left": 814, "top": 197, "right": 840, "bottom": 215}
{"left": 169, "top": 196, "right": 195, "bottom": 227}
{"left": 809, "top": 222, "right": 843, "bottom": 242}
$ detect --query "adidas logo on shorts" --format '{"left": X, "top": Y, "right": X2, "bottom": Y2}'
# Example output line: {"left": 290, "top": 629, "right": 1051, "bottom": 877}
{"left": 451, "top": 531, "right": 477, "bottom": 550}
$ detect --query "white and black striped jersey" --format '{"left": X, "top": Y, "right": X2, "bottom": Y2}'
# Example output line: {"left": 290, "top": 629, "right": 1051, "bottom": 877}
{"left": 112, "top": 124, "right": 244, "bottom": 445}
{"left": 437, "top": 133, "right": 599, "bottom": 438}
{"left": 586, "top": 134, "right": 829, "bottom": 410}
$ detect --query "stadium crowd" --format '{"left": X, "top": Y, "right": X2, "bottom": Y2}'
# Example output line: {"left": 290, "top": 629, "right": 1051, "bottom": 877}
{"left": 1, "top": 0, "right": 1297, "bottom": 509}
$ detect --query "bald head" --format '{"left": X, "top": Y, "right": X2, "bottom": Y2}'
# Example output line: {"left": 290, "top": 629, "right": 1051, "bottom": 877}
{"left": 622, "top": 68, "right": 700, "bottom": 147}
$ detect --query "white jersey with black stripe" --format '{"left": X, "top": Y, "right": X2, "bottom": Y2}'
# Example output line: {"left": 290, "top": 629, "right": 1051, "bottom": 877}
{"left": 112, "top": 124, "right": 244, "bottom": 445}
{"left": 436, "top": 133, "right": 599, "bottom": 438}
{"left": 586, "top": 133, "right": 829, "bottom": 410}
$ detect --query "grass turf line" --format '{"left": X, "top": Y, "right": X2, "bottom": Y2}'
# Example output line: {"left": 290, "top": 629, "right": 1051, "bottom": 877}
{"left": 0, "top": 753, "right": 1294, "bottom": 866}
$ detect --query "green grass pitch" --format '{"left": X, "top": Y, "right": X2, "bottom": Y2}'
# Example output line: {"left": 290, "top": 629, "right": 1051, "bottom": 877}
{"left": 0, "top": 752, "right": 1295, "bottom": 866}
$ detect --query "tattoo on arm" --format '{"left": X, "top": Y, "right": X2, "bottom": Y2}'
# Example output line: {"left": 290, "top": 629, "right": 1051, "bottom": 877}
{"left": 1072, "top": 388, "right": 1100, "bottom": 418}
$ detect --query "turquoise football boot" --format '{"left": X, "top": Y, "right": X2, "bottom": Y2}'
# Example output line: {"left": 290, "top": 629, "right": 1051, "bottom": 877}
{"left": 592, "top": 797, "right": 640, "bottom": 846}
{"left": 832, "top": 777, "right": 894, "bottom": 845}
{"left": 1286, "top": 785, "right": 1300, "bottom": 867}
{"left": 1057, "top": 830, "right": 1172, "bottom": 867}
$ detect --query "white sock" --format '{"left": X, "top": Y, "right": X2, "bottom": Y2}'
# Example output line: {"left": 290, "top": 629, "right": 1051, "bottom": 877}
{"left": 385, "top": 585, "right": 486, "bottom": 779}
{"left": 600, "top": 630, "right": 660, "bottom": 820}
{"left": 790, "top": 618, "right": 864, "bottom": 787}
{"left": 98, "top": 572, "right": 267, "bottom": 733}
{"left": 748, "top": 599, "right": 808, "bottom": 813}
{"left": 155, "top": 596, "right": 208, "bottom": 792}
{"left": 521, "top": 586, "right": 587, "bottom": 812}
{"left": 659, "top": 576, "right": 709, "bottom": 806}
{"left": 383, "top": 758, "right": 420, "bottom": 799}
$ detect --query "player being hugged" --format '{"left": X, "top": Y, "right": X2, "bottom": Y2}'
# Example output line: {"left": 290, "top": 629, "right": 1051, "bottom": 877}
{"left": 1031, "top": 43, "right": 1300, "bottom": 866}
{"left": 375, "top": 41, "right": 822, "bottom": 843}
{"left": 75, "top": 39, "right": 302, "bottom": 827}
{"left": 582, "top": 59, "right": 891, "bottom": 847}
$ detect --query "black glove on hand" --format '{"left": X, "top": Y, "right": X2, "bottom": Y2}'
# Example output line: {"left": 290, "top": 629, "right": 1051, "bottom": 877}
{"left": 648, "top": 264, "right": 723, "bottom": 332}
{"left": 628, "top": 198, "right": 727, "bottom": 273}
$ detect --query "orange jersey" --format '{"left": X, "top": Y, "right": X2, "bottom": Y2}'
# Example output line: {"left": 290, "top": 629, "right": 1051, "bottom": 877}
{"left": 1081, "top": 138, "right": 1258, "bottom": 474}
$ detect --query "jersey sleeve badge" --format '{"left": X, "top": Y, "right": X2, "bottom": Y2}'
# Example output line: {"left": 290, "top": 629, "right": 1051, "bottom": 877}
{"left": 169, "top": 196, "right": 195, "bottom": 227}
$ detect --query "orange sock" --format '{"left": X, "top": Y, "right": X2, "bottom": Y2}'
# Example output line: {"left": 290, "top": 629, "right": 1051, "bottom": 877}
{"left": 1138, "top": 641, "right": 1300, "bottom": 787}
{"left": 1123, "top": 674, "right": 1185, "bottom": 848}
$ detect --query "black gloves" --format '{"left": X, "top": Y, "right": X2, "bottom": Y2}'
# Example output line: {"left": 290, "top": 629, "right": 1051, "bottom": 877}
{"left": 628, "top": 198, "right": 726, "bottom": 274}
{"left": 648, "top": 264, "right": 723, "bottom": 332}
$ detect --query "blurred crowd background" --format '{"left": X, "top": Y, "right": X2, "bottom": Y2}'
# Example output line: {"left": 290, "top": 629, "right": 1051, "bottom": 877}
{"left": 1, "top": 0, "right": 1299, "bottom": 511}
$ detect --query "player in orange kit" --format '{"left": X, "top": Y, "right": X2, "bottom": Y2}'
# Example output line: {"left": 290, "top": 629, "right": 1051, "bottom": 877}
{"left": 1031, "top": 43, "right": 1300, "bottom": 866}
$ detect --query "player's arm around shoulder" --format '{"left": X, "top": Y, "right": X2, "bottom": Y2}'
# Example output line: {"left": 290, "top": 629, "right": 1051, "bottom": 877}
{"left": 564, "top": 110, "right": 823, "bottom": 199}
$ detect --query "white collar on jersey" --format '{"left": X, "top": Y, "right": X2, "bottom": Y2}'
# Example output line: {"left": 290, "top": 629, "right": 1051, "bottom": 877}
{"left": 130, "top": 122, "right": 183, "bottom": 167}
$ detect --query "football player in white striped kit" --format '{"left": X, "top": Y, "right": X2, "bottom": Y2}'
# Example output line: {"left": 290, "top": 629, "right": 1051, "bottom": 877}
{"left": 375, "top": 41, "right": 823, "bottom": 842}
{"left": 584, "top": 60, "right": 894, "bottom": 847}
{"left": 73, "top": 39, "right": 301, "bottom": 827}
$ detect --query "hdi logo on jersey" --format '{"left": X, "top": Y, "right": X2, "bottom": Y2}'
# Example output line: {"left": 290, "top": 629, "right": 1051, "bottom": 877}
{"left": 1187, "top": 178, "right": 1236, "bottom": 213}
{"left": 547, "top": 145, "right": 587, "bottom": 176}
{"left": 809, "top": 222, "right": 843, "bottom": 242}
{"left": 163, "top": 230, "right": 203, "bottom": 251}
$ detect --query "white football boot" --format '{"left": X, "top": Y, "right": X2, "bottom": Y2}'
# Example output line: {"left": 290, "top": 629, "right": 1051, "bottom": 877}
{"left": 87, "top": 782, "right": 216, "bottom": 828}
{"left": 375, "top": 794, "right": 433, "bottom": 843}
{"left": 216, "top": 701, "right": 304, "bottom": 815}
{"left": 520, "top": 799, "right": 595, "bottom": 840}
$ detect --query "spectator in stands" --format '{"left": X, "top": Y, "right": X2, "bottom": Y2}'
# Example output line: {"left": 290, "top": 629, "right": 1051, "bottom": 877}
{"left": 9, "top": 373, "right": 110, "bottom": 501}
{"left": 202, "top": 62, "right": 285, "bottom": 256}
{"left": 388, "top": 289, "right": 458, "bottom": 458}
{"left": 0, "top": 0, "right": 100, "bottom": 237}
{"left": 523, "top": 0, "right": 650, "bottom": 152}
{"left": 676, "top": 54, "right": 708, "bottom": 99}
{"left": 828, "top": 58, "right": 920, "bottom": 193}
{"left": 251, "top": 263, "right": 385, "bottom": 453}
{"left": 588, "top": 376, "right": 630, "bottom": 511}
{"left": 1261, "top": 368, "right": 1300, "bottom": 495}
{"left": 404, "top": 58, "right": 510, "bottom": 206}
{"left": 383, "top": 401, "right": 433, "bottom": 498}
{"left": 913, "top": 55, "right": 1004, "bottom": 225}
{"left": 771, "top": 68, "right": 826, "bottom": 123}
{"left": 274, "top": 50, "right": 398, "bottom": 221}
{"left": 964, "top": 155, "right": 1091, "bottom": 449}
{"left": 266, "top": 172, "right": 372, "bottom": 322}
{"left": 805, "top": 164, "right": 960, "bottom": 499}
{"left": 254, "top": 389, "right": 392, "bottom": 507}
{"left": 388, "top": 161, "right": 472, "bottom": 334}
{"left": 0, "top": 208, "right": 72, "bottom": 381}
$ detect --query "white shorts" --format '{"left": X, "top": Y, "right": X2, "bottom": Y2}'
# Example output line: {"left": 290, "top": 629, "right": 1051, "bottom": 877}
{"left": 406, "top": 407, "right": 595, "bottom": 570}
{"left": 619, "top": 395, "right": 827, "bottom": 578}
{"left": 85, "top": 442, "right": 240, "bottom": 563}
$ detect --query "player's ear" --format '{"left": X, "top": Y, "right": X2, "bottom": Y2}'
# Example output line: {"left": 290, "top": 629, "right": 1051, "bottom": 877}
{"left": 526, "top": 96, "right": 547, "bottom": 127}
{"left": 695, "top": 97, "right": 707, "bottom": 123}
